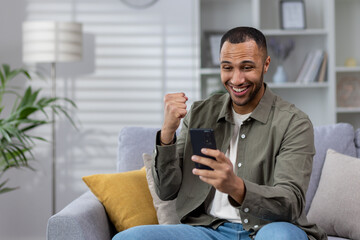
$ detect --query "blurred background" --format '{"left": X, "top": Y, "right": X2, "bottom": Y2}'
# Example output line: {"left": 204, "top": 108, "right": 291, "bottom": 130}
{"left": 1, "top": 0, "right": 359, "bottom": 239}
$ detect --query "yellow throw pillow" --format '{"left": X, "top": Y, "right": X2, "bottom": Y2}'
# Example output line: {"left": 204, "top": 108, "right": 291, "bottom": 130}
{"left": 82, "top": 168, "right": 158, "bottom": 232}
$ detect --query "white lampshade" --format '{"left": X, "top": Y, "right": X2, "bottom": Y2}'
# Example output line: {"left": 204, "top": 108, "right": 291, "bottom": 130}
{"left": 23, "top": 21, "right": 82, "bottom": 63}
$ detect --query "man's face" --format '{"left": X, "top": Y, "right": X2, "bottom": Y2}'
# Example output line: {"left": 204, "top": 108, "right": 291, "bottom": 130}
{"left": 220, "top": 40, "right": 270, "bottom": 114}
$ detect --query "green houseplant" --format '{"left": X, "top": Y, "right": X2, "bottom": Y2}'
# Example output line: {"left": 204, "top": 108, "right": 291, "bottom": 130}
{"left": 0, "top": 64, "right": 76, "bottom": 194}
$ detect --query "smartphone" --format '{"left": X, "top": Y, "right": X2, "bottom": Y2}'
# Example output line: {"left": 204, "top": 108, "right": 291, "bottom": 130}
{"left": 189, "top": 128, "right": 217, "bottom": 170}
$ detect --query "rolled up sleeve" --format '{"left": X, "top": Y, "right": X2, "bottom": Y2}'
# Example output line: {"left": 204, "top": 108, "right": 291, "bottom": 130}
{"left": 152, "top": 113, "right": 190, "bottom": 201}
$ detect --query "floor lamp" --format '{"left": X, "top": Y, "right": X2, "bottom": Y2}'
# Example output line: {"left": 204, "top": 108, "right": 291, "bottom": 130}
{"left": 22, "top": 21, "right": 82, "bottom": 215}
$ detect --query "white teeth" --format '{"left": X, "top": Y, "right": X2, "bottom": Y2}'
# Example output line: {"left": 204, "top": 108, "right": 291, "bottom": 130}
{"left": 232, "top": 86, "right": 246, "bottom": 92}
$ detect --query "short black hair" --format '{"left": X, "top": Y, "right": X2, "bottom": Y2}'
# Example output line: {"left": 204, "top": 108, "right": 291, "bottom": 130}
{"left": 220, "top": 26, "right": 268, "bottom": 58}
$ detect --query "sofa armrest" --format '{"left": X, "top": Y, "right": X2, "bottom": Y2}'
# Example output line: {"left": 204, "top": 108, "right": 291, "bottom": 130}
{"left": 47, "top": 191, "right": 116, "bottom": 240}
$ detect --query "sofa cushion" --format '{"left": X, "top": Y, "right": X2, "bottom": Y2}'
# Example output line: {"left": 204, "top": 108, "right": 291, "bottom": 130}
{"left": 143, "top": 153, "right": 180, "bottom": 225}
{"left": 117, "top": 127, "right": 180, "bottom": 173}
{"left": 307, "top": 149, "right": 360, "bottom": 239}
{"left": 47, "top": 191, "right": 116, "bottom": 240}
{"left": 306, "top": 123, "right": 356, "bottom": 213}
{"left": 355, "top": 128, "right": 360, "bottom": 158}
{"left": 117, "top": 127, "right": 158, "bottom": 172}
{"left": 328, "top": 237, "right": 349, "bottom": 240}
{"left": 82, "top": 168, "right": 158, "bottom": 232}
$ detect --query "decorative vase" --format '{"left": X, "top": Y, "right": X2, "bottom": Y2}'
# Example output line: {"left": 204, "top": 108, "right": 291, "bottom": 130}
{"left": 273, "top": 65, "right": 287, "bottom": 84}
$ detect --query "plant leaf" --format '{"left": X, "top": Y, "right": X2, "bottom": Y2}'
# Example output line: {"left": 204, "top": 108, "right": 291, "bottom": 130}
{"left": 26, "top": 135, "right": 47, "bottom": 142}
{"left": 0, "top": 187, "right": 18, "bottom": 194}
{"left": 19, "top": 120, "right": 49, "bottom": 133}
{"left": 0, "top": 127, "right": 12, "bottom": 142}
{"left": 0, "top": 68, "right": 4, "bottom": 87}
{"left": 0, "top": 63, "right": 78, "bottom": 196}
{"left": 5, "top": 143, "right": 32, "bottom": 168}
{"left": 0, "top": 181, "right": 19, "bottom": 194}
{"left": 17, "top": 86, "right": 32, "bottom": 109}
{"left": 0, "top": 148, "right": 11, "bottom": 167}
{"left": 53, "top": 105, "right": 78, "bottom": 129}
{"left": 19, "top": 106, "right": 39, "bottom": 119}
{"left": 0, "top": 122, "right": 30, "bottom": 146}
{"left": 6, "top": 68, "right": 31, "bottom": 83}
{"left": 4, "top": 146, "right": 21, "bottom": 167}
{"left": 4, "top": 90, "right": 21, "bottom": 98}
{"left": 0, "top": 179, "right": 19, "bottom": 194}
{"left": 2, "top": 64, "right": 10, "bottom": 80}
{"left": 64, "top": 98, "right": 77, "bottom": 108}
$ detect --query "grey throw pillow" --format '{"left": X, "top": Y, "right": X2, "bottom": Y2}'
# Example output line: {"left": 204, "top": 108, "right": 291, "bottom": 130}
{"left": 142, "top": 153, "right": 180, "bottom": 225}
{"left": 307, "top": 123, "right": 356, "bottom": 213}
{"left": 307, "top": 149, "right": 360, "bottom": 239}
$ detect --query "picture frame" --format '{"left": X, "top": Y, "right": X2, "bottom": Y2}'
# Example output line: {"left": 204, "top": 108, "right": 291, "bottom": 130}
{"left": 337, "top": 73, "right": 360, "bottom": 108}
{"left": 280, "top": 0, "right": 306, "bottom": 30}
{"left": 202, "top": 31, "right": 224, "bottom": 68}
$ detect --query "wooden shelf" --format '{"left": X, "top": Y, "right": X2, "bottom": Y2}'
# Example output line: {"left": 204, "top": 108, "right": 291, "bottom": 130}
{"left": 267, "top": 82, "right": 328, "bottom": 89}
{"left": 200, "top": 68, "right": 220, "bottom": 75}
{"left": 336, "top": 66, "right": 360, "bottom": 73}
{"left": 337, "top": 107, "right": 360, "bottom": 113}
{"left": 262, "top": 29, "right": 328, "bottom": 36}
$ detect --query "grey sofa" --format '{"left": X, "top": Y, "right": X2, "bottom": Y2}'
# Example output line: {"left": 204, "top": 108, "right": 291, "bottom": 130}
{"left": 47, "top": 123, "right": 360, "bottom": 240}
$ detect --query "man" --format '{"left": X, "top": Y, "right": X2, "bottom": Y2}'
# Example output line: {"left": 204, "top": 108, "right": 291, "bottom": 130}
{"left": 113, "top": 27, "right": 326, "bottom": 240}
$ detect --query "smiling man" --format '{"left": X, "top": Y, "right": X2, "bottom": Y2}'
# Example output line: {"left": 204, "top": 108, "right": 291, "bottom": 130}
{"left": 113, "top": 27, "right": 327, "bottom": 240}
{"left": 220, "top": 39, "right": 269, "bottom": 114}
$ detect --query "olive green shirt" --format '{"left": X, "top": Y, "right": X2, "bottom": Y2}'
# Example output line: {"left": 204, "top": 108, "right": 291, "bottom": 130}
{"left": 152, "top": 86, "right": 327, "bottom": 240}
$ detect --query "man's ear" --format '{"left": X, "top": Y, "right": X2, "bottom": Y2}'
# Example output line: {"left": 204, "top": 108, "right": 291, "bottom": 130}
{"left": 263, "top": 56, "right": 271, "bottom": 73}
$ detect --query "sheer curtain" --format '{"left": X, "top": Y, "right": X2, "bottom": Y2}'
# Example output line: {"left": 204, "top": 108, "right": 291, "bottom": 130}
{"left": 25, "top": 0, "right": 199, "bottom": 210}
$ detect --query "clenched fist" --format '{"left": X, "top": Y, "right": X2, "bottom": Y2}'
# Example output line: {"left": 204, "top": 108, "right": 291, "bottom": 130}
{"left": 161, "top": 92, "right": 188, "bottom": 145}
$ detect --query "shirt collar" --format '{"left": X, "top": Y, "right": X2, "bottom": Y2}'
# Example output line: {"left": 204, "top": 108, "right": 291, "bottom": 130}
{"left": 217, "top": 94, "right": 233, "bottom": 124}
{"left": 250, "top": 84, "right": 276, "bottom": 124}
{"left": 217, "top": 83, "right": 275, "bottom": 124}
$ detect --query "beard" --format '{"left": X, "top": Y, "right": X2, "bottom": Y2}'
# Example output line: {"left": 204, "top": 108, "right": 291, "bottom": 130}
{"left": 230, "top": 69, "right": 264, "bottom": 107}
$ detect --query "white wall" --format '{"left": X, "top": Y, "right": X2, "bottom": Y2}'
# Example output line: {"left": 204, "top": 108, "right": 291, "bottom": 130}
{"left": 0, "top": 0, "right": 26, "bottom": 65}
{"left": 0, "top": 1, "right": 52, "bottom": 240}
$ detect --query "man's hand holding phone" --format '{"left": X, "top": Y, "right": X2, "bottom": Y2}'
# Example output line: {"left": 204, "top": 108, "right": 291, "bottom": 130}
{"left": 190, "top": 129, "right": 246, "bottom": 204}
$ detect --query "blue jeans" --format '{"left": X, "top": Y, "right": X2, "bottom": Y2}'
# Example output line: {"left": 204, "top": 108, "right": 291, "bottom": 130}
{"left": 112, "top": 222, "right": 308, "bottom": 240}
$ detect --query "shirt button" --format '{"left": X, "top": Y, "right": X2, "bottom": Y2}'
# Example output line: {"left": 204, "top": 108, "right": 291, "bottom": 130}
{"left": 243, "top": 219, "right": 249, "bottom": 224}
{"left": 238, "top": 162, "right": 242, "bottom": 168}
{"left": 244, "top": 208, "right": 249, "bottom": 213}
{"left": 241, "top": 134, "right": 246, "bottom": 139}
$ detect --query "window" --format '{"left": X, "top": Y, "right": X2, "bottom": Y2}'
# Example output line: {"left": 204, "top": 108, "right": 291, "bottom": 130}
{"left": 25, "top": 0, "right": 199, "bottom": 208}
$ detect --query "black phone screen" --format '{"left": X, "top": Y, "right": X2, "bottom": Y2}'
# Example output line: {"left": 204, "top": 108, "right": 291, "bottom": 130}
{"left": 189, "top": 128, "right": 217, "bottom": 170}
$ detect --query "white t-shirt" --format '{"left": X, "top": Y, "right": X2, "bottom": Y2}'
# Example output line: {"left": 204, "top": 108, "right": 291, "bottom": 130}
{"left": 207, "top": 108, "right": 251, "bottom": 223}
